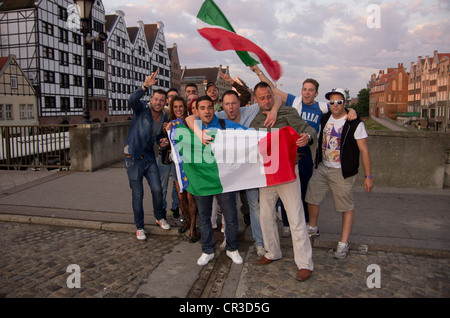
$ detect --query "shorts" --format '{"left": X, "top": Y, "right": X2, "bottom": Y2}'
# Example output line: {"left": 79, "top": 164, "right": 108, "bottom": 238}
{"left": 305, "top": 162, "right": 356, "bottom": 212}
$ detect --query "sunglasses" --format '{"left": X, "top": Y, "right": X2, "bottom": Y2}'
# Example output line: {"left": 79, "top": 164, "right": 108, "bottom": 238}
{"left": 328, "top": 100, "right": 344, "bottom": 106}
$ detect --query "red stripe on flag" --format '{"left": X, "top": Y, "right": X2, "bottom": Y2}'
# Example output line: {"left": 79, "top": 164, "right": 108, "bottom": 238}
{"left": 258, "top": 127, "right": 299, "bottom": 186}
{"left": 197, "top": 27, "right": 282, "bottom": 81}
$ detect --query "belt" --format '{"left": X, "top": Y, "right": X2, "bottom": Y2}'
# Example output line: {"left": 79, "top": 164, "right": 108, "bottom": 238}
{"left": 124, "top": 154, "right": 144, "bottom": 160}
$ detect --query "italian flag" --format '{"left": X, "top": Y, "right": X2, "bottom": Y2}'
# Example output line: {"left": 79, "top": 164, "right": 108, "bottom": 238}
{"left": 196, "top": 0, "right": 282, "bottom": 81}
{"left": 168, "top": 121, "right": 299, "bottom": 196}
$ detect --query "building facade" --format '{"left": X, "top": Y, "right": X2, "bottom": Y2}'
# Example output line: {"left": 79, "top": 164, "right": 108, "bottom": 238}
{"left": 0, "top": 0, "right": 175, "bottom": 124}
{"left": 168, "top": 43, "right": 181, "bottom": 92}
{"left": 369, "top": 63, "right": 408, "bottom": 121}
{"left": 0, "top": 54, "right": 38, "bottom": 127}
{"left": 408, "top": 51, "right": 450, "bottom": 131}
{"left": 181, "top": 65, "right": 231, "bottom": 98}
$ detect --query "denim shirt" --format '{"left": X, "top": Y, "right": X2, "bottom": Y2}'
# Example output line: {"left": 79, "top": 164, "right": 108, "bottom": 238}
{"left": 124, "top": 87, "right": 168, "bottom": 162}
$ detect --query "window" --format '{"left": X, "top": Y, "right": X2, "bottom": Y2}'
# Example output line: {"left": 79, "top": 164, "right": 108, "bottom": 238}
{"left": 73, "top": 75, "right": 82, "bottom": 86}
{"left": 60, "top": 73, "right": 70, "bottom": 88}
{"left": 44, "top": 71, "right": 55, "bottom": 83}
{"left": 11, "top": 76, "right": 17, "bottom": 89}
{"left": 45, "top": 96, "right": 56, "bottom": 108}
{"left": 43, "top": 46, "right": 54, "bottom": 60}
{"left": 93, "top": 58, "right": 104, "bottom": 71}
{"left": 20, "top": 104, "right": 26, "bottom": 119}
{"left": 94, "top": 77, "right": 105, "bottom": 89}
{"left": 6, "top": 104, "right": 13, "bottom": 119}
{"left": 59, "top": 51, "right": 69, "bottom": 66}
{"left": 73, "top": 54, "right": 82, "bottom": 65}
{"left": 61, "top": 97, "right": 70, "bottom": 112}
{"left": 27, "top": 105, "right": 33, "bottom": 118}
{"left": 58, "top": 6, "right": 68, "bottom": 21}
{"left": 0, "top": 105, "right": 3, "bottom": 120}
{"left": 72, "top": 33, "right": 82, "bottom": 45}
{"left": 59, "top": 28, "right": 69, "bottom": 43}
{"left": 74, "top": 98, "right": 83, "bottom": 109}
{"left": 42, "top": 22, "right": 54, "bottom": 35}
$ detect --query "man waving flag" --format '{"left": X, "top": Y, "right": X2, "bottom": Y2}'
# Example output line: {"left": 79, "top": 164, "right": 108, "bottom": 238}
{"left": 196, "top": 0, "right": 282, "bottom": 81}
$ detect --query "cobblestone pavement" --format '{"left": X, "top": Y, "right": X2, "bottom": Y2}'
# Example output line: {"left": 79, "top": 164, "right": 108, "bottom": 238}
{"left": 1, "top": 221, "right": 449, "bottom": 298}
{"left": 0, "top": 222, "right": 179, "bottom": 298}
{"left": 237, "top": 245, "right": 450, "bottom": 298}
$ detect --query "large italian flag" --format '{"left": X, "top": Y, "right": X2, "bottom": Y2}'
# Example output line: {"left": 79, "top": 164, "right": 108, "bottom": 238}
{"left": 196, "top": 0, "right": 282, "bottom": 81}
{"left": 168, "top": 120, "right": 299, "bottom": 196}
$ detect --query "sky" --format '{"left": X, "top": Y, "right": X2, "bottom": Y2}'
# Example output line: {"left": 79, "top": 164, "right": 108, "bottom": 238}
{"left": 102, "top": 0, "right": 450, "bottom": 99}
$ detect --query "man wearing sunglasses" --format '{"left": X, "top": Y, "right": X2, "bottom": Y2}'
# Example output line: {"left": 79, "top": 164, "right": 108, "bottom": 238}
{"left": 305, "top": 88, "right": 373, "bottom": 260}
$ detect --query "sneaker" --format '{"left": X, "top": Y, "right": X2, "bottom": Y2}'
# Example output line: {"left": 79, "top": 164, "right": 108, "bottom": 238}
{"left": 156, "top": 218, "right": 170, "bottom": 230}
{"left": 256, "top": 246, "right": 266, "bottom": 257}
{"left": 197, "top": 253, "right": 214, "bottom": 266}
{"left": 136, "top": 229, "right": 146, "bottom": 241}
{"left": 334, "top": 241, "right": 349, "bottom": 259}
{"left": 219, "top": 240, "right": 227, "bottom": 251}
{"left": 226, "top": 250, "right": 243, "bottom": 264}
{"left": 308, "top": 225, "right": 320, "bottom": 237}
{"left": 282, "top": 226, "right": 291, "bottom": 238}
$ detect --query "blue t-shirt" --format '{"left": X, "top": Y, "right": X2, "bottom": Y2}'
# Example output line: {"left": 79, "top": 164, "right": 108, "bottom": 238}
{"left": 286, "top": 93, "right": 326, "bottom": 133}
{"left": 216, "top": 103, "right": 260, "bottom": 128}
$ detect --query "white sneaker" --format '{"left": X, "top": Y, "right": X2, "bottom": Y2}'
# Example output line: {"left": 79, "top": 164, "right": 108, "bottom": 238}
{"left": 256, "top": 246, "right": 266, "bottom": 257}
{"left": 282, "top": 226, "right": 291, "bottom": 238}
{"left": 334, "top": 241, "right": 350, "bottom": 259}
{"left": 136, "top": 229, "right": 146, "bottom": 240}
{"left": 156, "top": 218, "right": 170, "bottom": 230}
{"left": 197, "top": 253, "right": 214, "bottom": 266}
{"left": 219, "top": 240, "right": 226, "bottom": 251}
{"left": 226, "top": 250, "right": 243, "bottom": 265}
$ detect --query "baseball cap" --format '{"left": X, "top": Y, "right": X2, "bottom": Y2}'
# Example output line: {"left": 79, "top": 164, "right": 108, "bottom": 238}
{"left": 325, "top": 88, "right": 346, "bottom": 100}
{"left": 206, "top": 81, "right": 217, "bottom": 91}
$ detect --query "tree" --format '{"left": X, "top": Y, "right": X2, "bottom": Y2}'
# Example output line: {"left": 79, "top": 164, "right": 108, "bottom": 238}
{"left": 354, "top": 88, "right": 370, "bottom": 117}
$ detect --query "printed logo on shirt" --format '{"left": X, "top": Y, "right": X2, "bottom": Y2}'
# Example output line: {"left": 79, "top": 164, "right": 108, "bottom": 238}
{"left": 322, "top": 121, "right": 343, "bottom": 163}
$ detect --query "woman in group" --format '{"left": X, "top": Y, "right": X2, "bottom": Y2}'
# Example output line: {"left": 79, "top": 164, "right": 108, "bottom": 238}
{"left": 167, "top": 96, "right": 198, "bottom": 242}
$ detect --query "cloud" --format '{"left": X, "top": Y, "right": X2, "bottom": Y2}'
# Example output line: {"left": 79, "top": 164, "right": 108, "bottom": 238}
{"left": 103, "top": 0, "right": 450, "bottom": 97}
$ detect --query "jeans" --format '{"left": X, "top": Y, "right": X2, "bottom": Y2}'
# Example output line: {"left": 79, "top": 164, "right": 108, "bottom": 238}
{"left": 195, "top": 192, "right": 239, "bottom": 254}
{"left": 157, "top": 155, "right": 179, "bottom": 211}
{"left": 125, "top": 157, "right": 164, "bottom": 229}
{"left": 246, "top": 188, "right": 264, "bottom": 248}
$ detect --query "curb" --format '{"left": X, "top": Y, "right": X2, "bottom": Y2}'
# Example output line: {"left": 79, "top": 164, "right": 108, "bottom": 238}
{"left": 1, "top": 213, "right": 449, "bottom": 259}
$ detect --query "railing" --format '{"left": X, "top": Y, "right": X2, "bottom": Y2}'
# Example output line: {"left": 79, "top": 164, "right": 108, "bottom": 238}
{"left": 0, "top": 125, "right": 74, "bottom": 170}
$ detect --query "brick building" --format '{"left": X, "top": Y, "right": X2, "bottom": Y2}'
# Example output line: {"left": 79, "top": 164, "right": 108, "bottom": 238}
{"left": 369, "top": 63, "right": 408, "bottom": 120}
{"left": 408, "top": 50, "right": 450, "bottom": 131}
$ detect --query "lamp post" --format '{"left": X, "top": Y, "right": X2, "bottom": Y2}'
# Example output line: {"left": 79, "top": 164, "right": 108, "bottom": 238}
{"left": 74, "top": 0, "right": 106, "bottom": 124}
{"left": 74, "top": 0, "right": 94, "bottom": 124}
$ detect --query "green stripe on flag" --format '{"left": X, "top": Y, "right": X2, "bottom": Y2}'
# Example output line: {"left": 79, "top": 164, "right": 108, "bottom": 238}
{"left": 197, "top": 0, "right": 259, "bottom": 66}
{"left": 174, "top": 125, "right": 223, "bottom": 196}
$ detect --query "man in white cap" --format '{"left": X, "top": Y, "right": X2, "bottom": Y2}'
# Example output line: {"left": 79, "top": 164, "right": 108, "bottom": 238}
{"left": 305, "top": 88, "right": 373, "bottom": 259}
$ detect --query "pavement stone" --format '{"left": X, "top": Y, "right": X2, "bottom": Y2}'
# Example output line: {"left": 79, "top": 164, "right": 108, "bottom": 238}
{"left": 0, "top": 164, "right": 449, "bottom": 302}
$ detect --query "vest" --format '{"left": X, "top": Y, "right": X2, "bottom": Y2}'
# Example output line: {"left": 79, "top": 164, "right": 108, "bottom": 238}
{"left": 315, "top": 112, "right": 362, "bottom": 179}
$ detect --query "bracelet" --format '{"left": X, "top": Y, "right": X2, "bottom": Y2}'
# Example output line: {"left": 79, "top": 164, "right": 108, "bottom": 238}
{"left": 365, "top": 175, "right": 373, "bottom": 178}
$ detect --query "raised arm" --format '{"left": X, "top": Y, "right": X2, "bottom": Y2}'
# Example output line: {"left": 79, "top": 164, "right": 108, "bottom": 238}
{"left": 250, "top": 65, "right": 288, "bottom": 103}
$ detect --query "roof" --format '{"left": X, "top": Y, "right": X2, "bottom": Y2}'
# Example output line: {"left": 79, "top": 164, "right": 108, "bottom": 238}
{"left": 0, "top": 0, "right": 35, "bottom": 11}
{"left": 182, "top": 67, "right": 227, "bottom": 83}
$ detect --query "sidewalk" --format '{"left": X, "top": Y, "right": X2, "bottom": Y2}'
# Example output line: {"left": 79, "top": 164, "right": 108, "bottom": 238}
{"left": 0, "top": 163, "right": 449, "bottom": 298}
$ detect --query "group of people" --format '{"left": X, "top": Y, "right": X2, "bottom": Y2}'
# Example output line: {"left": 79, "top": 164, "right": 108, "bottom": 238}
{"left": 123, "top": 66, "right": 373, "bottom": 282}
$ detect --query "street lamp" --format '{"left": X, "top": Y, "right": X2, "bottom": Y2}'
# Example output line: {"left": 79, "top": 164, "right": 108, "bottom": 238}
{"left": 74, "top": 0, "right": 106, "bottom": 123}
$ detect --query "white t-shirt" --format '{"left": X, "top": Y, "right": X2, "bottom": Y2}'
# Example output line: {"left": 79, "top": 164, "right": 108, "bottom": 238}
{"left": 322, "top": 115, "right": 368, "bottom": 169}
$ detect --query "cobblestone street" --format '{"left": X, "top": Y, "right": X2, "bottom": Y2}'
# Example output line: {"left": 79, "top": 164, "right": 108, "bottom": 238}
{"left": 0, "top": 222, "right": 179, "bottom": 298}
{"left": 1, "top": 221, "right": 449, "bottom": 299}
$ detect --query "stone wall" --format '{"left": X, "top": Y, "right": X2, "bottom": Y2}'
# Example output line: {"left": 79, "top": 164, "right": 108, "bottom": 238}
{"left": 69, "top": 123, "right": 450, "bottom": 188}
